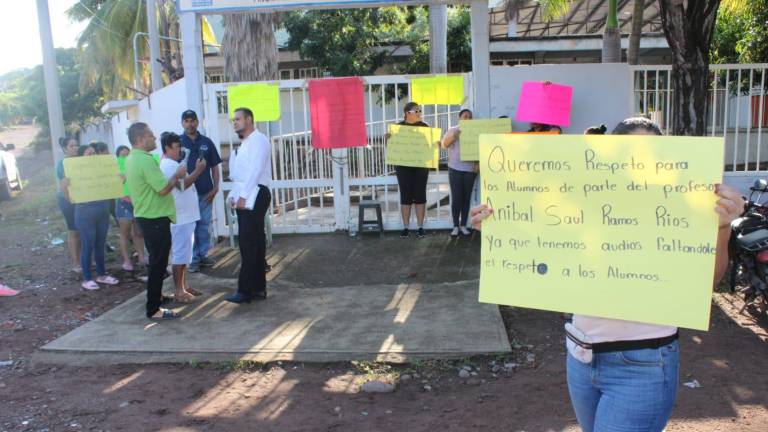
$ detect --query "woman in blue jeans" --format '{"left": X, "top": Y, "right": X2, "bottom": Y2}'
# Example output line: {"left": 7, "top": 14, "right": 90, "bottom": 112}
{"left": 441, "top": 108, "right": 478, "bottom": 237}
{"left": 56, "top": 137, "right": 81, "bottom": 273}
{"left": 470, "top": 117, "right": 745, "bottom": 432}
{"left": 61, "top": 145, "right": 120, "bottom": 290}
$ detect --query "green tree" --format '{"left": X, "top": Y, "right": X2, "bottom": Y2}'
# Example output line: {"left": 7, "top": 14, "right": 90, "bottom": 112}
{"left": 6, "top": 49, "right": 105, "bottom": 148}
{"left": 399, "top": 6, "right": 472, "bottom": 74}
{"left": 712, "top": 0, "right": 768, "bottom": 64}
{"left": 67, "top": 0, "right": 183, "bottom": 98}
{"left": 284, "top": 7, "right": 428, "bottom": 77}
{"left": 283, "top": 6, "right": 471, "bottom": 77}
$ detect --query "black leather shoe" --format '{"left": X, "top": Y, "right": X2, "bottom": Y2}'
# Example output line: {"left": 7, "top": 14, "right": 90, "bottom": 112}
{"left": 225, "top": 293, "right": 253, "bottom": 304}
{"left": 253, "top": 291, "right": 268, "bottom": 300}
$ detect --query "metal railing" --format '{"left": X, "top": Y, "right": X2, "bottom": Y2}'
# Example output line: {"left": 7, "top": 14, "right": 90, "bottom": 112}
{"left": 631, "top": 64, "right": 768, "bottom": 172}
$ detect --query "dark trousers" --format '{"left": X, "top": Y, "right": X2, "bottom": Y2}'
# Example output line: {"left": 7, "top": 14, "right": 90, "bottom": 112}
{"left": 136, "top": 217, "right": 171, "bottom": 317}
{"left": 449, "top": 168, "right": 477, "bottom": 227}
{"left": 236, "top": 186, "right": 271, "bottom": 297}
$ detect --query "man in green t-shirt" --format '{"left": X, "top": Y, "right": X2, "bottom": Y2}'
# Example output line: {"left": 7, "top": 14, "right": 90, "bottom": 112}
{"left": 125, "top": 122, "right": 186, "bottom": 320}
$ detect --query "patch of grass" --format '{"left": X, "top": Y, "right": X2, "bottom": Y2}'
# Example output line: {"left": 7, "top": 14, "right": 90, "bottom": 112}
{"left": 410, "top": 358, "right": 453, "bottom": 373}
{"left": 351, "top": 360, "right": 393, "bottom": 376}
{"left": 226, "top": 360, "right": 266, "bottom": 372}
{"left": 187, "top": 360, "right": 208, "bottom": 369}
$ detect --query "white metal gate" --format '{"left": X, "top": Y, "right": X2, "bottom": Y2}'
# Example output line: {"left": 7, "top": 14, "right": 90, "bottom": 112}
{"left": 631, "top": 64, "right": 768, "bottom": 173}
{"left": 204, "top": 73, "right": 473, "bottom": 237}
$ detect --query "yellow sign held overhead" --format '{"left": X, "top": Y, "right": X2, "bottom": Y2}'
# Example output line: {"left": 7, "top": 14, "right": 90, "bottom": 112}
{"left": 458, "top": 118, "right": 512, "bottom": 161}
{"left": 385, "top": 124, "right": 441, "bottom": 169}
{"left": 411, "top": 75, "right": 464, "bottom": 105}
{"left": 227, "top": 83, "right": 281, "bottom": 121}
{"left": 63, "top": 155, "right": 124, "bottom": 204}
{"left": 479, "top": 134, "right": 724, "bottom": 330}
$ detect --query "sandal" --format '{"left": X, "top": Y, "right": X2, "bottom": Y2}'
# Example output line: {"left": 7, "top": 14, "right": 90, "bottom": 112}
{"left": 174, "top": 292, "right": 195, "bottom": 303}
{"left": 186, "top": 287, "right": 203, "bottom": 296}
{"left": 122, "top": 262, "right": 134, "bottom": 272}
{"left": 81, "top": 280, "right": 100, "bottom": 291}
{"left": 71, "top": 266, "right": 82, "bottom": 274}
{"left": 149, "top": 308, "right": 180, "bottom": 321}
{"left": 96, "top": 275, "right": 119, "bottom": 285}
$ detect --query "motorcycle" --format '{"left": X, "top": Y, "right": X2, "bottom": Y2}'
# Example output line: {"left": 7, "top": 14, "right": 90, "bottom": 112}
{"left": 728, "top": 179, "right": 768, "bottom": 317}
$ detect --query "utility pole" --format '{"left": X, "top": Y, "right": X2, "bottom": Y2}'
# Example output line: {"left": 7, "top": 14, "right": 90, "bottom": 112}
{"left": 35, "top": 0, "right": 65, "bottom": 164}
{"left": 147, "top": 0, "right": 163, "bottom": 91}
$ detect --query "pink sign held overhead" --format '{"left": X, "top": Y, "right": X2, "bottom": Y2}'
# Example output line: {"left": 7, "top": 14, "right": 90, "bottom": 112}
{"left": 515, "top": 81, "right": 573, "bottom": 127}
{"left": 308, "top": 77, "right": 368, "bottom": 149}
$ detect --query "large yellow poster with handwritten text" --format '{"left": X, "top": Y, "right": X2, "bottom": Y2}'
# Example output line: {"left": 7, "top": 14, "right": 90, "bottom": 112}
{"left": 386, "top": 124, "right": 441, "bottom": 169}
{"left": 479, "top": 134, "right": 724, "bottom": 330}
{"left": 63, "top": 155, "right": 124, "bottom": 204}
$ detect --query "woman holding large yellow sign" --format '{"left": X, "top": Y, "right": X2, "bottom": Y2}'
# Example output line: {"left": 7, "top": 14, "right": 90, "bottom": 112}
{"left": 470, "top": 117, "right": 745, "bottom": 432}
{"left": 386, "top": 102, "right": 433, "bottom": 239}
{"left": 62, "top": 145, "right": 121, "bottom": 291}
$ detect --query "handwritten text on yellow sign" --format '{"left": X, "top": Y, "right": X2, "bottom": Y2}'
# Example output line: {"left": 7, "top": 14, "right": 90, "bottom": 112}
{"left": 458, "top": 118, "right": 512, "bottom": 161}
{"left": 478, "top": 134, "right": 724, "bottom": 330}
{"left": 63, "top": 155, "right": 124, "bottom": 204}
{"left": 385, "top": 124, "right": 441, "bottom": 169}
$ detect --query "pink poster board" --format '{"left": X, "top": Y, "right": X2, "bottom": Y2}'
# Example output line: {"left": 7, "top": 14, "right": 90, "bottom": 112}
{"left": 309, "top": 77, "right": 368, "bottom": 149}
{"left": 514, "top": 81, "right": 573, "bottom": 127}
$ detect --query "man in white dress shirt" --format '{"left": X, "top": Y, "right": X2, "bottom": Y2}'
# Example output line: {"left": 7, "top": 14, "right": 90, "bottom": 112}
{"left": 226, "top": 107, "right": 273, "bottom": 304}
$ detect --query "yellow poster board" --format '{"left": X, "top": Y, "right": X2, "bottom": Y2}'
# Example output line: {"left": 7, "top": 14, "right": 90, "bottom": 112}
{"left": 458, "top": 119, "right": 512, "bottom": 161}
{"left": 63, "top": 155, "right": 124, "bottom": 204}
{"left": 385, "top": 124, "right": 441, "bottom": 169}
{"left": 478, "top": 134, "right": 724, "bottom": 330}
{"left": 410, "top": 75, "right": 464, "bottom": 105}
{"left": 227, "top": 83, "right": 281, "bottom": 121}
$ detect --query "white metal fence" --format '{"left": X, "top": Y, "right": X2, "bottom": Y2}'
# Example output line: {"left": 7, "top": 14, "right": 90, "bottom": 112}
{"left": 631, "top": 64, "right": 768, "bottom": 172}
{"left": 203, "top": 73, "right": 473, "bottom": 236}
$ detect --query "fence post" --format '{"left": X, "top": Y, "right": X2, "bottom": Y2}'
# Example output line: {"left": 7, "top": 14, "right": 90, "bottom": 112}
{"left": 332, "top": 148, "right": 350, "bottom": 231}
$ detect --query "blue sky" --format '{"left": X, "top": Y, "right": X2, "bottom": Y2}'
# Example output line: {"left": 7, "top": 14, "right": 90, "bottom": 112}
{"left": 0, "top": 0, "right": 87, "bottom": 75}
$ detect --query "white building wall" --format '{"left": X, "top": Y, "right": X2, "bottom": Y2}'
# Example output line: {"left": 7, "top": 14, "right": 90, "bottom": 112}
{"left": 489, "top": 63, "right": 633, "bottom": 133}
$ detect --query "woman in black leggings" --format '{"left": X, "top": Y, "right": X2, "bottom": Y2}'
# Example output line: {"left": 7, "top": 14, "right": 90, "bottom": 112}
{"left": 390, "top": 102, "right": 430, "bottom": 238}
{"left": 441, "top": 109, "right": 477, "bottom": 237}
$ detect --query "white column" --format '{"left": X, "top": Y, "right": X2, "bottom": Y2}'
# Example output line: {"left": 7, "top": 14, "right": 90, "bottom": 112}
{"left": 429, "top": 4, "right": 448, "bottom": 74}
{"left": 35, "top": 0, "right": 65, "bottom": 163}
{"left": 180, "top": 12, "right": 204, "bottom": 119}
{"left": 470, "top": 0, "right": 491, "bottom": 117}
{"left": 146, "top": 0, "right": 163, "bottom": 91}
{"left": 332, "top": 149, "right": 350, "bottom": 231}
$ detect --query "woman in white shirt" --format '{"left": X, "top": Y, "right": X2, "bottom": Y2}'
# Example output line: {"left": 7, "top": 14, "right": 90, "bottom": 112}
{"left": 469, "top": 117, "right": 745, "bottom": 432}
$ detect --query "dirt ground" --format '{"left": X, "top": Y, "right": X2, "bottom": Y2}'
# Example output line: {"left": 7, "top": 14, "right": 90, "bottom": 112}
{"left": 0, "top": 127, "right": 767, "bottom": 432}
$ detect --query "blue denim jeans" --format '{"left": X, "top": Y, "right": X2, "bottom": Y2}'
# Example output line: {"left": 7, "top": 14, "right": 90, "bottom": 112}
{"left": 192, "top": 195, "right": 213, "bottom": 264}
{"left": 75, "top": 201, "right": 111, "bottom": 281}
{"left": 567, "top": 340, "right": 679, "bottom": 432}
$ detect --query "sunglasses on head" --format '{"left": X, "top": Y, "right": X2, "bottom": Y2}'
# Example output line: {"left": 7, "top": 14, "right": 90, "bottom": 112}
{"left": 407, "top": 109, "right": 422, "bottom": 114}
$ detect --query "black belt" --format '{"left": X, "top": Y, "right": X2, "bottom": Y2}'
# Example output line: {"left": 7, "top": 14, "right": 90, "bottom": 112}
{"left": 567, "top": 330, "right": 679, "bottom": 354}
{"left": 593, "top": 332, "right": 679, "bottom": 354}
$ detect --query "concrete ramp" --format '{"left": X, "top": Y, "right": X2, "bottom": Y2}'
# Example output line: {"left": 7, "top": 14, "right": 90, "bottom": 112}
{"left": 36, "top": 273, "right": 510, "bottom": 365}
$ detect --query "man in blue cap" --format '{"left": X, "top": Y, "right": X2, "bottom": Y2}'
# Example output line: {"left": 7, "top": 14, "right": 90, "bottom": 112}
{"left": 180, "top": 109, "right": 222, "bottom": 272}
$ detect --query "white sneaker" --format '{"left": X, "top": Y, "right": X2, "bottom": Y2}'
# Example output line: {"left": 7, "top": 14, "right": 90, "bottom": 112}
{"left": 460, "top": 227, "right": 471, "bottom": 236}
{"left": 450, "top": 227, "right": 459, "bottom": 237}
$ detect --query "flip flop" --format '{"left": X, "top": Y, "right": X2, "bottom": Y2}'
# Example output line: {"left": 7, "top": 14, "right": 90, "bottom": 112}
{"left": 122, "top": 263, "right": 134, "bottom": 272}
{"left": 96, "top": 275, "right": 119, "bottom": 285}
{"left": 149, "top": 309, "right": 180, "bottom": 321}
{"left": 81, "top": 280, "right": 100, "bottom": 291}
